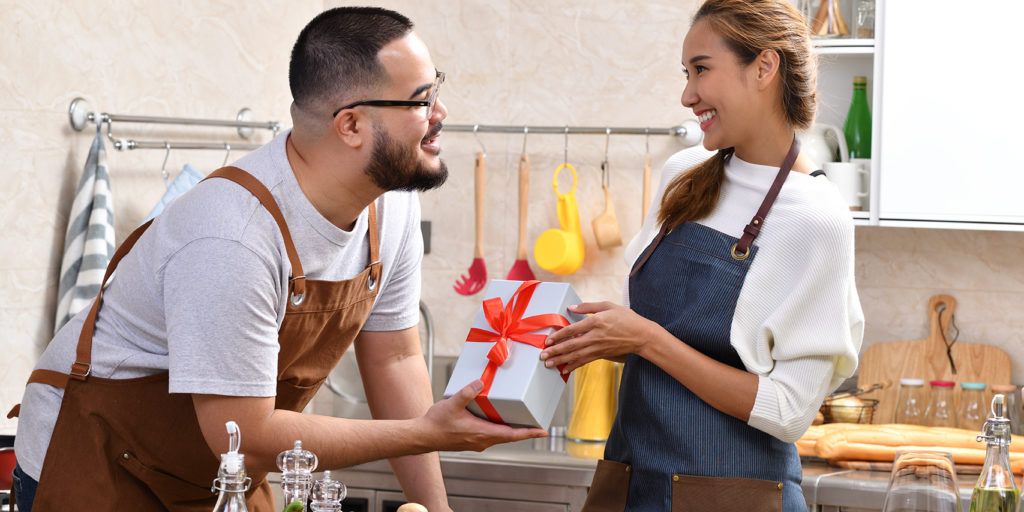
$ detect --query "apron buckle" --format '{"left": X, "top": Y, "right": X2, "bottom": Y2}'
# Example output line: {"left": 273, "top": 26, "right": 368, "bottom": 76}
{"left": 70, "top": 361, "right": 91, "bottom": 380}
{"left": 730, "top": 243, "right": 750, "bottom": 261}
{"left": 290, "top": 291, "right": 306, "bottom": 307}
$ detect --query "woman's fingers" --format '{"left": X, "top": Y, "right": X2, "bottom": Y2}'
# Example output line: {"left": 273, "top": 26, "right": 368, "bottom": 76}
{"left": 545, "top": 314, "right": 596, "bottom": 345}
{"left": 567, "top": 301, "right": 615, "bottom": 315}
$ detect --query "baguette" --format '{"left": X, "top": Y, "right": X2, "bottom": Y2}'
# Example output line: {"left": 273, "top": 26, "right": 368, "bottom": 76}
{"left": 813, "top": 425, "right": 1024, "bottom": 455}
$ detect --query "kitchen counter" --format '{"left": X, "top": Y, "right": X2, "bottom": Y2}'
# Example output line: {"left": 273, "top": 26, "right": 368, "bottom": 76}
{"left": 318, "top": 438, "right": 981, "bottom": 511}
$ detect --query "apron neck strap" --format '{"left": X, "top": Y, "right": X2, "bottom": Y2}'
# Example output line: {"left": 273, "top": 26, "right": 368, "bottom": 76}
{"left": 732, "top": 135, "right": 801, "bottom": 259}
{"left": 206, "top": 167, "right": 307, "bottom": 298}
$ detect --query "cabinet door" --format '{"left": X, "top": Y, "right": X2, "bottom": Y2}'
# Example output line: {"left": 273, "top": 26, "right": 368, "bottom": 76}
{"left": 878, "top": 1, "right": 1024, "bottom": 224}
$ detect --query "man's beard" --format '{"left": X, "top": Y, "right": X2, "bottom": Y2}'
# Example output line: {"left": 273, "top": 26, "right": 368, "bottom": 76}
{"left": 363, "top": 124, "right": 448, "bottom": 192}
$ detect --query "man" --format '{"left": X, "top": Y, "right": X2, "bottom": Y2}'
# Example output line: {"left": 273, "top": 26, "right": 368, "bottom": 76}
{"left": 12, "top": 7, "right": 544, "bottom": 511}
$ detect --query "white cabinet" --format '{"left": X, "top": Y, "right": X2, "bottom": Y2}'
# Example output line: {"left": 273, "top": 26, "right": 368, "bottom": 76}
{"left": 812, "top": 0, "right": 1024, "bottom": 230}
{"left": 875, "top": 1, "right": 1024, "bottom": 228}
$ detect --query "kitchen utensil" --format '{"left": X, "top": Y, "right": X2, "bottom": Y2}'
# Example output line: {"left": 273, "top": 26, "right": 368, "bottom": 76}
{"left": 882, "top": 450, "right": 962, "bottom": 512}
{"left": 534, "top": 164, "right": 585, "bottom": 275}
{"left": 858, "top": 295, "right": 1012, "bottom": 425}
{"left": 591, "top": 166, "right": 622, "bottom": 250}
{"left": 798, "top": 122, "right": 848, "bottom": 169}
{"left": 642, "top": 153, "right": 653, "bottom": 222}
{"left": 824, "top": 161, "right": 868, "bottom": 210}
{"left": 454, "top": 152, "right": 487, "bottom": 295}
{"left": 592, "top": 130, "right": 622, "bottom": 250}
{"left": 811, "top": 0, "right": 851, "bottom": 37}
{"left": 506, "top": 151, "right": 536, "bottom": 281}
{"left": 835, "top": 460, "right": 991, "bottom": 475}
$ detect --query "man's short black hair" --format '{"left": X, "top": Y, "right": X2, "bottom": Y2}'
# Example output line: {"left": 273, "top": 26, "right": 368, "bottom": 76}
{"left": 289, "top": 7, "right": 414, "bottom": 112}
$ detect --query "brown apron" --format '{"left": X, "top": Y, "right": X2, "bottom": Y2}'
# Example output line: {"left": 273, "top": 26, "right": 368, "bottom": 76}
{"left": 16, "top": 166, "right": 382, "bottom": 511}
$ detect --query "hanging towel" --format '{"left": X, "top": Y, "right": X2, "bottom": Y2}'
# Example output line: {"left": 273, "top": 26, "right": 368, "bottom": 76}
{"left": 54, "top": 133, "right": 115, "bottom": 332}
{"left": 145, "top": 163, "right": 204, "bottom": 222}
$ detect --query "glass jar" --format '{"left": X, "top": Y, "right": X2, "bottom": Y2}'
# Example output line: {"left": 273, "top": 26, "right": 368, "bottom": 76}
{"left": 990, "top": 384, "right": 1022, "bottom": 435}
{"left": 957, "top": 382, "right": 987, "bottom": 431}
{"left": 893, "top": 378, "right": 928, "bottom": 425}
{"left": 856, "top": 0, "right": 875, "bottom": 38}
{"left": 925, "top": 380, "right": 957, "bottom": 427}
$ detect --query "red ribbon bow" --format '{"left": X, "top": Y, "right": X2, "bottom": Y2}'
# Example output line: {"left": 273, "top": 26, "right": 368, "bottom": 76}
{"left": 464, "top": 280, "right": 571, "bottom": 423}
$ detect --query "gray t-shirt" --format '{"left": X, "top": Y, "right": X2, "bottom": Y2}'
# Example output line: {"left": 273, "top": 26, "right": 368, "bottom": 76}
{"left": 15, "top": 131, "right": 423, "bottom": 479}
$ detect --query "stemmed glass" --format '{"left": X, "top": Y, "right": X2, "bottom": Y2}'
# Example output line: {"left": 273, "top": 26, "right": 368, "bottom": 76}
{"left": 882, "top": 450, "right": 962, "bottom": 512}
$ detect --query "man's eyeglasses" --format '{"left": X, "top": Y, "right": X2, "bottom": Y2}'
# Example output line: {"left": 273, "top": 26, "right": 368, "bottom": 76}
{"left": 332, "top": 70, "right": 445, "bottom": 120}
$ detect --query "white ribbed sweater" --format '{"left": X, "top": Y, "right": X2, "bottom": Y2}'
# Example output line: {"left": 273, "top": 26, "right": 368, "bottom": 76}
{"left": 624, "top": 146, "right": 864, "bottom": 443}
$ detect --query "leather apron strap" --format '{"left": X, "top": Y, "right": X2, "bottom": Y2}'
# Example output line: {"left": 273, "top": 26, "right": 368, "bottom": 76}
{"left": 630, "top": 136, "right": 801, "bottom": 278}
{"left": 19, "top": 166, "right": 308, "bottom": 391}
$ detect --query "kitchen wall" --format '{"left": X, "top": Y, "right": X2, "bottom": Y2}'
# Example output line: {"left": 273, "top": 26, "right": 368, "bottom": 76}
{"left": 2, "top": 0, "right": 1023, "bottom": 436}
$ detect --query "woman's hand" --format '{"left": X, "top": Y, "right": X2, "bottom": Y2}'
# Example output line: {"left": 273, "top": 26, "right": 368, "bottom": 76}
{"left": 540, "top": 301, "right": 659, "bottom": 373}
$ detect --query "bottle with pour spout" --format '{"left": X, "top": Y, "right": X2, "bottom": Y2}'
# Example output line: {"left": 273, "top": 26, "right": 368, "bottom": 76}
{"left": 969, "top": 394, "right": 1019, "bottom": 512}
{"left": 211, "top": 421, "right": 250, "bottom": 512}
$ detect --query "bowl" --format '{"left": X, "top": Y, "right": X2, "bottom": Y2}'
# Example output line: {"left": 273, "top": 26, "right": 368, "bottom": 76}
{"left": 822, "top": 397, "right": 878, "bottom": 424}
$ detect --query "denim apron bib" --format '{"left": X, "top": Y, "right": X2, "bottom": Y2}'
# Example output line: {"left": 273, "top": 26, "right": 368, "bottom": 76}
{"left": 583, "top": 139, "right": 805, "bottom": 512}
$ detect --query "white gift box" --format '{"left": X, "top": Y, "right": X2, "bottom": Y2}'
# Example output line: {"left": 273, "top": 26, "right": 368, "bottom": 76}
{"left": 443, "top": 280, "right": 585, "bottom": 429}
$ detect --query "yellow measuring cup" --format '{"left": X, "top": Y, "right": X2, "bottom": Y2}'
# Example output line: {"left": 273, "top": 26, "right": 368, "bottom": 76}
{"left": 534, "top": 163, "right": 585, "bottom": 275}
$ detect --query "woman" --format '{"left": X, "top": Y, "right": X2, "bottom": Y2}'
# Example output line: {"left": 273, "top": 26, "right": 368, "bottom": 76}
{"left": 540, "top": 1, "right": 863, "bottom": 510}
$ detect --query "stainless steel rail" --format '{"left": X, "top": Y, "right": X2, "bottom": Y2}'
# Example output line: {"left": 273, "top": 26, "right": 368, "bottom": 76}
{"left": 67, "top": 97, "right": 281, "bottom": 151}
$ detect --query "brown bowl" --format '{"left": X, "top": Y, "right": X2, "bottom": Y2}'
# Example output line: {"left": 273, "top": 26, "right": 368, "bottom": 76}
{"left": 821, "top": 398, "right": 878, "bottom": 424}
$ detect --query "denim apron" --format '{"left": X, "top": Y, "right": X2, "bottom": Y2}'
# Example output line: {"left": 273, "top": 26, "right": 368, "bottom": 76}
{"left": 583, "top": 139, "right": 805, "bottom": 512}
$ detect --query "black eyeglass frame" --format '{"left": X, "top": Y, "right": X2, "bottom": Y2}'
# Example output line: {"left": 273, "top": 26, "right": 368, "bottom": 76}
{"left": 332, "top": 70, "right": 445, "bottom": 119}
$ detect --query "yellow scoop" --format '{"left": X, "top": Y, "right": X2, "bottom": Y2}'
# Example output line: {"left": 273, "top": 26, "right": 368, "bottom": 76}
{"left": 534, "top": 164, "right": 585, "bottom": 275}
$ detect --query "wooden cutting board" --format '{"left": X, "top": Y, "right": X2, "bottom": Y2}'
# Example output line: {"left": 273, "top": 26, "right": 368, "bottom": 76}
{"left": 857, "top": 294, "right": 1012, "bottom": 424}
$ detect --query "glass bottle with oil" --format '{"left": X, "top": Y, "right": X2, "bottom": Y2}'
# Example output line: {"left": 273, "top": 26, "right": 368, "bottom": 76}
{"left": 969, "top": 394, "right": 1018, "bottom": 512}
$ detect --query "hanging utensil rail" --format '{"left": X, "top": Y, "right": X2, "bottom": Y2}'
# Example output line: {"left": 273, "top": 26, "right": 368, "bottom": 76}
{"left": 67, "top": 97, "right": 281, "bottom": 151}
{"left": 444, "top": 121, "right": 701, "bottom": 144}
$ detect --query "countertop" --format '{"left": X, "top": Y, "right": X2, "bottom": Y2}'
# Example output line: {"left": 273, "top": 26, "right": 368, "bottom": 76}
{"left": 329, "top": 437, "right": 982, "bottom": 511}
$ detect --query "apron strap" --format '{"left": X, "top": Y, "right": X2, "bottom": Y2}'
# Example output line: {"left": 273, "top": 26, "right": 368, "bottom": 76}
{"left": 732, "top": 136, "right": 801, "bottom": 259}
{"left": 24, "top": 166, "right": 313, "bottom": 390}
{"left": 630, "top": 136, "right": 801, "bottom": 277}
{"left": 205, "top": 167, "right": 307, "bottom": 300}
{"left": 71, "top": 218, "right": 154, "bottom": 382}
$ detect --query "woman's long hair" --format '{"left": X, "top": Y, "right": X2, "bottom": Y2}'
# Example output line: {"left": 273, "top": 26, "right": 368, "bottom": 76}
{"left": 658, "top": 0, "right": 817, "bottom": 231}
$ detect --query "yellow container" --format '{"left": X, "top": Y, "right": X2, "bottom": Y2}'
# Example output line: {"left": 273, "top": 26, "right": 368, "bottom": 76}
{"left": 534, "top": 164, "right": 584, "bottom": 275}
{"left": 568, "top": 359, "right": 618, "bottom": 442}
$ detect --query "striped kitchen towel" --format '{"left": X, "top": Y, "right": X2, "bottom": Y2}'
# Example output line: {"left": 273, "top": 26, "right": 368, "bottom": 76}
{"left": 54, "top": 132, "right": 115, "bottom": 332}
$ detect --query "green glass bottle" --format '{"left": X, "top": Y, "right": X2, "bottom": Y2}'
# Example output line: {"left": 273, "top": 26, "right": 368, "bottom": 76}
{"left": 968, "top": 394, "right": 1019, "bottom": 512}
{"left": 843, "top": 76, "right": 872, "bottom": 159}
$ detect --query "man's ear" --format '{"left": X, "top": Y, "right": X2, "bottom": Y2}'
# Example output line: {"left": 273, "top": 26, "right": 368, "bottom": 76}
{"left": 333, "top": 110, "right": 366, "bottom": 149}
{"left": 754, "top": 49, "right": 781, "bottom": 90}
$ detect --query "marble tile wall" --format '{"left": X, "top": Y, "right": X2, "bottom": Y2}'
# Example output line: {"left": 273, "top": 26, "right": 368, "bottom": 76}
{"left": 3, "top": 1, "right": 1023, "bottom": 434}
{"left": 0, "top": 0, "right": 324, "bottom": 434}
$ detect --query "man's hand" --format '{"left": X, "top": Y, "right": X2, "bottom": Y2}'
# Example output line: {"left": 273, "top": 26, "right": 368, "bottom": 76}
{"left": 420, "top": 380, "right": 548, "bottom": 452}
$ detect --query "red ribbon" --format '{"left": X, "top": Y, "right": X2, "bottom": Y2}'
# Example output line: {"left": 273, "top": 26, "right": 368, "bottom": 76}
{"left": 464, "top": 280, "right": 571, "bottom": 423}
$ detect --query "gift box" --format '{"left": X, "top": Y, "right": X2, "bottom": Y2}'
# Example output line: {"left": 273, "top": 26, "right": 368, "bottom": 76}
{"left": 443, "top": 280, "right": 585, "bottom": 429}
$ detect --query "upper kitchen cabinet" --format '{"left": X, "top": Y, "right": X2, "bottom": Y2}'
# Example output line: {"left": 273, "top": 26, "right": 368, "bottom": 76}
{"left": 876, "top": 1, "right": 1024, "bottom": 229}
{"left": 806, "top": 0, "right": 880, "bottom": 225}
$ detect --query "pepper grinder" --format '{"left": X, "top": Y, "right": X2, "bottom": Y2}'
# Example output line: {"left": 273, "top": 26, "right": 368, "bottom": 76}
{"left": 309, "top": 470, "right": 347, "bottom": 512}
{"left": 276, "top": 440, "right": 319, "bottom": 507}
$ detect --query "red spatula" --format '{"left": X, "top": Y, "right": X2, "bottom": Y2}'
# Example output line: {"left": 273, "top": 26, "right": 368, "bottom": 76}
{"left": 506, "top": 152, "right": 536, "bottom": 281}
{"left": 454, "top": 152, "right": 487, "bottom": 295}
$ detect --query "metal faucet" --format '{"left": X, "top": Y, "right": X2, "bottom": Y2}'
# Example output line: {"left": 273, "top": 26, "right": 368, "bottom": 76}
{"left": 324, "top": 300, "right": 435, "bottom": 402}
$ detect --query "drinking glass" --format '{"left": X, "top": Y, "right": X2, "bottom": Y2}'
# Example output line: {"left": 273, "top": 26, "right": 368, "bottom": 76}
{"left": 882, "top": 450, "right": 962, "bottom": 512}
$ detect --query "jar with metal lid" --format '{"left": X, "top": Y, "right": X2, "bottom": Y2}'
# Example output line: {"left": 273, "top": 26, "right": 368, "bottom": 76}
{"left": 893, "top": 378, "right": 928, "bottom": 425}
{"left": 957, "top": 382, "right": 987, "bottom": 431}
{"left": 925, "top": 380, "right": 957, "bottom": 427}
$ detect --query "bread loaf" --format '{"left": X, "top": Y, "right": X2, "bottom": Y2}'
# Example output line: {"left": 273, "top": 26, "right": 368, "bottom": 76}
{"left": 812, "top": 424, "right": 1024, "bottom": 456}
